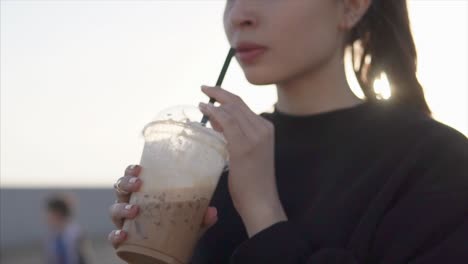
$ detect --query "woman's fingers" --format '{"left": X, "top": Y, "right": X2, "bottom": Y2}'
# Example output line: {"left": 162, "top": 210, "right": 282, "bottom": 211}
{"left": 199, "top": 102, "right": 246, "bottom": 145}
{"left": 115, "top": 165, "right": 142, "bottom": 203}
{"left": 109, "top": 203, "right": 139, "bottom": 228}
{"left": 209, "top": 117, "right": 224, "bottom": 133}
{"left": 108, "top": 230, "right": 127, "bottom": 249}
{"left": 200, "top": 86, "right": 265, "bottom": 145}
{"left": 110, "top": 207, "right": 217, "bottom": 248}
{"left": 201, "top": 86, "right": 245, "bottom": 105}
{"left": 222, "top": 102, "right": 262, "bottom": 141}
{"left": 109, "top": 165, "right": 141, "bottom": 249}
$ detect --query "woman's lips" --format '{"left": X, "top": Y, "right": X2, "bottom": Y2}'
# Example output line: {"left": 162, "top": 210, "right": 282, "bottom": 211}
{"left": 236, "top": 48, "right": 267, "bottom": 64}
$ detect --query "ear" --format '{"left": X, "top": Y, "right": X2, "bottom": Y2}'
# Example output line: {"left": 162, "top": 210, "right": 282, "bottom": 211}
{"left": 339, "top": 0, "right": 372, "bottom": 30}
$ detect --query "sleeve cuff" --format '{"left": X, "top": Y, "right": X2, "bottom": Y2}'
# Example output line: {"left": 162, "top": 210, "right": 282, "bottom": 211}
{"left": 230, "top": 220, "right": 310, "bottom": 264}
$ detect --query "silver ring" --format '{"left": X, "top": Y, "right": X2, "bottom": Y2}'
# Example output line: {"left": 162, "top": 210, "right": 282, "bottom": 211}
{"left": 114, "top": 178, "right": 129, "bottom": 195}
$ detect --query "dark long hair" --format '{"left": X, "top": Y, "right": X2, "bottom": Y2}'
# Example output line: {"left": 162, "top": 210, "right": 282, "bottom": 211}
{"left": 348, "top": 0, "right": 431, "bottom": 115}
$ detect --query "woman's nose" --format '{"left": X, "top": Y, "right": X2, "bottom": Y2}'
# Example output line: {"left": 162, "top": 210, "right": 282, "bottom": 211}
{"left": 226, "top": 1, "right": 258, "bottom": 30}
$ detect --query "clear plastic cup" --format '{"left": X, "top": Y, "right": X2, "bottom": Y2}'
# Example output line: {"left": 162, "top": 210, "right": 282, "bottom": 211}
{"left": 117, "top": 106, "right": 228, "bottom": 264}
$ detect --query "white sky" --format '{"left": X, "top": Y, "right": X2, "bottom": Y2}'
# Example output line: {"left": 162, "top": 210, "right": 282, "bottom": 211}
{"left": 1, "top": 1, "right": 467, "bottom": 187}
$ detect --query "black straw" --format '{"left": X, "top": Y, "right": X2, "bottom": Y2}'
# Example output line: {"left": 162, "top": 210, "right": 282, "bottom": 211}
{"left": 200, "top": 47, "right": 236, "bottom": 126}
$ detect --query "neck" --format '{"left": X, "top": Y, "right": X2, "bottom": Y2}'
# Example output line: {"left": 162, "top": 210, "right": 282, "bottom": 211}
{"left": 275, "top": 51, "right": 362, "bottom": 116}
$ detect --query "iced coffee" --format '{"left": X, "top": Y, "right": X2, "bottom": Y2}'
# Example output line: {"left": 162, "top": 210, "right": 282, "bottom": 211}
{"left": 117, "top": 110, "right": 228, "bottom": 264}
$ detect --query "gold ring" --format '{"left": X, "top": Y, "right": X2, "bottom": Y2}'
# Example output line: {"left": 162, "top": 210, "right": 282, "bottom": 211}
{"left": 114, "top": 178, "right": 129, "bottom": 195}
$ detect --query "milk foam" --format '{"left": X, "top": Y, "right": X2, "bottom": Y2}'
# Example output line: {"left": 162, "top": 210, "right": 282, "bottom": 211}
{"left": 139, "top": 120, "right": 228, "bottom": 192}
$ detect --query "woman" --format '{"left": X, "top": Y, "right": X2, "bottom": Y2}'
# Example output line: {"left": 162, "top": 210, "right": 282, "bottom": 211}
{"left": 109, "top": 0, "right": 468, "bottom": 263}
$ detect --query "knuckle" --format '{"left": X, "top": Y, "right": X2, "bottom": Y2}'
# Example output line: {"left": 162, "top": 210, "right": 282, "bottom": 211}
{"left": 109, "top": 204, "right": 119, "bottom": 216}
{"left": 224, "top": 103, "right": 236, "bottom": 112}
{"left": 108, "top": 232, "right": 113, "bottom": 242}
{"left": 115, "top": 176, "right": 125, "bottom": 186}
{"left": 124, "top": 164, "right": 137, "bottom": 176}
{"left": 118, "top": 177, "right": 133, "bottom": 192}
{"left": 124, "top": 165, "right": 133, "bottom": 175}
{"left": 233, "top": 95, "right": 242, "bottom": 103}
{"left": 121, "top": 179, "right": 130, "bottom": 190}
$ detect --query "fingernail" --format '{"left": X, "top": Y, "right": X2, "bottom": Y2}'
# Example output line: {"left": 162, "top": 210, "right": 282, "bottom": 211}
{"left": 129, "top": 177, "right": 138, "bottom": 184}
{"left": 115, "top": 230, "right": 122, "bottom": 237}
{"left": 125, "top": 204, "right": 134, "bottom": 210}
{"left": 199, "top": 102, "right": 207, "bottom": 109}
{"left": 129, "top": 165, "right": 137, "bottom": 170}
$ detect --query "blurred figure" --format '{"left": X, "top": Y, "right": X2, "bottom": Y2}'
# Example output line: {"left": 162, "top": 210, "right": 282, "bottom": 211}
{"left": 43, "top": 194, "right": 91, "bottom": 264}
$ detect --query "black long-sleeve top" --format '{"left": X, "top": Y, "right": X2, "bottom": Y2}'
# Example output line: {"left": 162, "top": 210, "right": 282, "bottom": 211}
{"left": 191, "top": 100, "right": 468, "bottom": 264}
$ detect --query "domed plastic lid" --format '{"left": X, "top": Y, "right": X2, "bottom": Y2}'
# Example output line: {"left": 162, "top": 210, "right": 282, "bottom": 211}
{"left": 142, "top": 105, "right": 227, "bottom": 146}
{"left": 153, "top": 105, "right": 208, "bottom": 124}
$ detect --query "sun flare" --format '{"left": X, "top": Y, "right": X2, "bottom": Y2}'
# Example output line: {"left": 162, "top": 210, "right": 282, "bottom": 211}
{"left": 373, "top": 73, "right": 392, "bottom": 100}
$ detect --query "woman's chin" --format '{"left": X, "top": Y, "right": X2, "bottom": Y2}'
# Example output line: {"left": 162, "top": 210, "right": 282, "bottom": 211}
{"left": 246, "top": 77, "right": 271, "bottom": 85}
{"left": 242, "top": 67, "right": 276, "bottom": 85}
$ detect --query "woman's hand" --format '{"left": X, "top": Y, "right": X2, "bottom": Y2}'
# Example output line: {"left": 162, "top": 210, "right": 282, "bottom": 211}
{"left": 108, "top": 165, "right": 219, "bottom": 248}
{"left": 199, "top": 85, "right": 287, "bottom": 237}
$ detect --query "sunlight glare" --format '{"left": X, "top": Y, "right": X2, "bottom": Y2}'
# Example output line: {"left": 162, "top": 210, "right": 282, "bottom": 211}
{"left": 373, "top": 73, "right": 392, "bottom": 100}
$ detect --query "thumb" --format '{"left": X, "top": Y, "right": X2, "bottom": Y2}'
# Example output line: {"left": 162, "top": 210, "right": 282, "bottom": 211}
{"left": 198, "top": 207, "right": 218, "bottom": 239}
